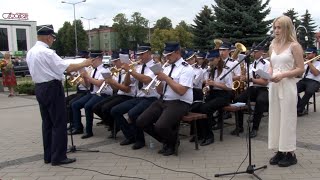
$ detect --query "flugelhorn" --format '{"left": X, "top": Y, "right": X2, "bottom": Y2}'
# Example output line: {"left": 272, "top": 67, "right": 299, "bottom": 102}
{"left": 142, "top": 60, "right": 169, "bottom": 95}
{"left": 304, "top": 54, "right": 320, "bottom": 64}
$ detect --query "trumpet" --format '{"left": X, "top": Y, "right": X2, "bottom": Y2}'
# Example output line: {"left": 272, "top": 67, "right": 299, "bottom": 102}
{"left": 96, "top": 81, "right": 108, "bottom": 95}
{"left": 304, "top": 54, "right": 320, "bottom": 64}
{"left": 129, "top": 59, "right": 142, "bottom": 69}
{"left": 142, "top": 60, "right": 169, "bottom": 95}
{"left": 110, "top": 67, "right": 122, "bottom": 76}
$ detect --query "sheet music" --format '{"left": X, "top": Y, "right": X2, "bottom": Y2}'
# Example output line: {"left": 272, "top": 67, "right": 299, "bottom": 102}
{"left": 149, "top": 63, "right": 163, "bottom": 74}
{"left": 252, "top": 68, "right": 271, "bottom": 80}
{"left": 120, "top": 54, "right": 130, "bottom": 64}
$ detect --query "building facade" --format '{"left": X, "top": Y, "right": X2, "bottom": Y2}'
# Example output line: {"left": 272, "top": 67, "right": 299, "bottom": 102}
{"left": 88, "top": 26, "right": 118, "bottom": 55}
{"left": 0, "top": 18, "right": 37, "bottom": 57}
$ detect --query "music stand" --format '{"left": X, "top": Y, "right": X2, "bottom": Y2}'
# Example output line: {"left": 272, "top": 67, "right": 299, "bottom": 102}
{"left": 214, "top": 36, "right": 273, "bottom": 179}
{"left": 64, "top": 73, "right": 99, "bottom": 153}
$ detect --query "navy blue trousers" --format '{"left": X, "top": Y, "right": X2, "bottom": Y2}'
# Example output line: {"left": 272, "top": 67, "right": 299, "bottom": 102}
{"left": 35, "top": 80, "right": 67, "bottom": 163}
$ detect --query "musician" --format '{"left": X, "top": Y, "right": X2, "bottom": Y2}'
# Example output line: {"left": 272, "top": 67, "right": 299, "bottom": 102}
{"left": 230, "top": 46, "right": 270, "bottom": 138}
{"left": 92, "top": 50, "right": 136, "bottom": 138}
{"left": 297, "top": 47, "right": 320, "bottom": 116}
{"left": 219, "top": 42, "right": 241, "bottom": 80}
{"left": 136, "top": 42, "right": 194, "bottom": 156}
{"left": 110, "top": 43, "right": 159, "bottom": 149}
{"left": 196, "top": 49, "right": 233, "bottom": 146}
{"left": 69, "top": 52, "right": 109, "bottom": 139}
{"left": 26, "top": 24, "right": 93, "bottom": 165}
{"left": 196, "top": 51, "right": 209, "bottom": 75}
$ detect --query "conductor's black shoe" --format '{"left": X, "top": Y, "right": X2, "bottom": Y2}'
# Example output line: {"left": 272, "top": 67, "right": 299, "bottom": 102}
{"left": 230, "top": 128, "right": 244, "bottom": 136}
{"left": 162, "top": 146, "right": 175, "bottom": 156}
{"left": 269, "top": 151, "right": 285, "bottom": 165}
{"left": 249, "top": 129, "right": 258, "bottom": 138}
{"left": 278, "top": 153, "right": 297, "bottom": 167}
{"left": 68, "top": 129, "right": 83, "bottom": 135}
{"left": 132, "top": 142, "right": 145, "bottom": 150}
{"left": 158, "top": 144, "right": 168, "bottom": 154}
{"left": 81, "top": 133, "right": 93, "bottom": 139}
{"left": 44, "top": 160, "right": 51, "bottom": 164}
{"left": 200, "top": 138, "right": 214, "bottom": 146}
{"left": 51, "top": 158, "right": 76, "bottom": 166}
{"left": 120, "top": 138, "right": 135, "bottom": 146}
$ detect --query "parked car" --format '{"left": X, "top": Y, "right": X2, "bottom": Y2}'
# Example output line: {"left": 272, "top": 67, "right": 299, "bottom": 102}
{"left": 13, "top": 61, "right": 30, "bottom": 77}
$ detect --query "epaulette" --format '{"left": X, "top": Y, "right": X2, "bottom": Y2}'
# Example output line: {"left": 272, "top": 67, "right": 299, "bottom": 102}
{"left": 228, "top": 58, "right": 234, "bottom": 62}
{"left": 260, "top": 58, "right": 266, "bottom": 64}
{"left": 224, "top": 65, "right": 230, "bottom": 69}
{"left": 182, "top": 61, "right": 188, "bottom": 66}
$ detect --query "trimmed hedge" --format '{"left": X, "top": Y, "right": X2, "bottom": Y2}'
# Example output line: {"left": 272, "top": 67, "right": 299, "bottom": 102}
{"left": 15, "top": 81, "right": 35, "bottom": 95}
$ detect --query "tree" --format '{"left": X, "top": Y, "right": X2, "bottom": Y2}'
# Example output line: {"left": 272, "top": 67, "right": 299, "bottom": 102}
{"left": 150, "top": 28, "right": 179, "bottom": 54}
{"left": 175, "top": 25, "right": 194, "bottom": 49}
{"left": 299, "top": 10, "right": 318, "bottom": 49}
{"left": 128, "top": 12, "right": 148, "bottom": 49}
{"left": 192, "top": 5, "right": 215, "bottom": 50}
{"left": 176, "top": 20, "right": 192, "bottom": 32}
{"left": 212, "top": 0, "right": 272, "bottom": 47}
{"left": 74, "top": 20, "right": 88, "bottom": 53}
{"left": 154, "top": 17, "right": 173, "bottom": 30}
{"left": 283, "top": 8, "right": 301, "bottom": 28}
{"left": 112, "top": 13, "right": 130, "bottom": 49}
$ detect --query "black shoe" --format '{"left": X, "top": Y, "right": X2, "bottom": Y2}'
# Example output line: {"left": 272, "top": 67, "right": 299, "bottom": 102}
{"left": 107, "top": 131, "right": 118, "bottom": 139}
{"left": 162, "top": 146, "right": 175, "bottom": 156}
{"left": 158, "top": 144, "right": 168, "bottom": 154}
{"left": 297, "top": 109, "right": 308, "bottom": 117}
{"left": 278, "top": 153, "right": 297, "bottom": 167}
{"left": 81, "top": 133, "right": 93, "bottom": 139}
{"left": 44, "top": 160, "right": 51, "bottom": 164}
{"left": 120, "top": 138, "right": 135, "bottom": 146}
{"left": 132, "top": 142, "right": 145, "bottom": 150}
{"left": 51, "top": 158, "right": 76, "bottom": 166}
{"left": 200, "top": 138, "right": 214, "bottom": 146}
{"left": 96, "top": 121, "right": 105, "bottom": 126}
{"left": 269, "top": 151, "right": 285, "bottom": 165}
{"left": 230, "top": 128, "right": 244, "bottom": 136}
{"left": 68, "top": 129, "right": 83, "bottom": 135}
{"left": 249, "top": 129, "right": 258, "bottom": 138}
{"left": 212, "top": 124, "right": 222, "bottom": 130}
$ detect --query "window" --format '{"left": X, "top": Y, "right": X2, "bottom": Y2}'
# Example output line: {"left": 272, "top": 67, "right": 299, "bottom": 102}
{"left": 0, "top": 28, "right": 9, "bottom": 51}
{"left": 16, "top": 28, "right": 27, "bottom": 51}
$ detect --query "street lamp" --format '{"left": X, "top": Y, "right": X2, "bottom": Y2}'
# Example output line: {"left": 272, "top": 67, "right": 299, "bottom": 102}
{"left": 148, "top": 21, "right": 155, "bottom": 43}
{"left": 81, "top": 16, "right": 96, "bottom": 50}
{"left": 61, "top": 0, "right": 86, "bottom": 56}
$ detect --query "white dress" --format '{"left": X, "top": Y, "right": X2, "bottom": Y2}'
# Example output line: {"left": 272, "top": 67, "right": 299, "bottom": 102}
{"left": 268, "top": 43, "right": 297, "bottom": 152}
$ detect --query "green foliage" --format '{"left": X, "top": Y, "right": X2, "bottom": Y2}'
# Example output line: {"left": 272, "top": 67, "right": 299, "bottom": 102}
{"left": 212, "top": 0, "right": 272, "bottom": 47}
{"left": 283, "top": 8, "right": 301, "bottom": 27}
{"left": 151, "top": 28, "right": 179, "bottom": 54}
{"left": 129, "top": 12, "right": 149, "bottom": 49}
{"left": 112, "top": 13, "right": 130, "bottom": 49}
{"left": 192, "top": 5, "right": 215, "bottom": 51}
{"left": 14, "top": 82, "right": 35, "bottom": 95}
{"left": 154, "top": 17, "right": 173, "bottom": 30}
{"left": 299, "top": 10, "right": 318, "bottom": 49}
{"left": 53, "top": 20, "right": 88, "bottom": 56}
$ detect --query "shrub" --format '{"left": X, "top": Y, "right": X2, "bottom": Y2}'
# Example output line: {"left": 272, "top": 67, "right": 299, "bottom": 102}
{"left": 15, "top": 81, "right": 35, "bottom": 95}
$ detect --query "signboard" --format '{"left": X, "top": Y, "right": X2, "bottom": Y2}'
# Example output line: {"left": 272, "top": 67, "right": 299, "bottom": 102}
{"left": 2, "top": 13, "right": 28, "bottom": 20}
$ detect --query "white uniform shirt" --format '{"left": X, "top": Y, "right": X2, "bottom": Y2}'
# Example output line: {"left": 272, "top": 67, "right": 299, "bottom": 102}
{"left": 210, "top": 68, "right": 233, "bottom": 90}
{"left": 135, "top": 59, "right": 160, "bottom": 98}
{"left": 193, "top": 65, "right": 204, "bottom": 89}
{"left": 117, "top": 70, "right": 137, "bottom": 97}
{"left": 26, "top": 41, "right": 69, "bottom": 83}
{"left": 304, "top": 61, "right": 320, "bottom": 82}
{"left": 248, "top": 57, "right": 270, "bottom": 87}
{"left": 162, "top": 58, "right": 194, "bottom": 104}
{"left": 90, "top": 64, "right": 109, "bottom": 94}
{"left": 223, "top": 57, "right": 241, "bottom": 77}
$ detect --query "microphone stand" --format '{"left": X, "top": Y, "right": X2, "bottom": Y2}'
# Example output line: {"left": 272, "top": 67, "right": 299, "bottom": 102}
{"left": 215, "top": 35, "right": 272, "bottom": 179}
{"left": 64, "top": 73, "right": 98, "bottom": 153}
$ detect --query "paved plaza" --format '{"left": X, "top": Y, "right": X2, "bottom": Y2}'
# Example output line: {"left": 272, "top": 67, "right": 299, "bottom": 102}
{"left": 0, "top": 91, "right": 320, "bottom": 180}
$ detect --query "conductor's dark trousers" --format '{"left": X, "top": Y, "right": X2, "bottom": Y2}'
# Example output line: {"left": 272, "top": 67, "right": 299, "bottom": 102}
{"left": 35, "top": 80, "right": 67, "bottom": 163}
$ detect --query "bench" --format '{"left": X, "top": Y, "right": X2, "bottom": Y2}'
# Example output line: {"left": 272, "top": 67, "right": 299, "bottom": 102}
{"left": 175, "top": 112, "right": 207, "bottom": 155}
{"left": 218, "top": 105, "right": 248, "bottom": 141}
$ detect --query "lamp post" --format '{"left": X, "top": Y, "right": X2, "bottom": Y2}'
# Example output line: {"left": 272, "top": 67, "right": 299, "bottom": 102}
{"left": 296, "top": 25, "right": 308, "bottom": 41}
{"left": 81, "top": 16, "right": 96, "bottom": 50}
{"left": 148, "top": 21, "right": 155, "bottom": 43}
{"left": 61, "top": 0, "right": 86, "bottom": 56}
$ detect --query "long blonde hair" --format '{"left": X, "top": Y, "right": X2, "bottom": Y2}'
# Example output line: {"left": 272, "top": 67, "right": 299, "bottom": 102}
{"left": 271, "top": 15, "right": 297, "bottom": 47}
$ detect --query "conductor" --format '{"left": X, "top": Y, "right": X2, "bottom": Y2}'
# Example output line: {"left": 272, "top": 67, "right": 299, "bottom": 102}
{"left": 26, "top": 25, "right": 93, "bottom": 166}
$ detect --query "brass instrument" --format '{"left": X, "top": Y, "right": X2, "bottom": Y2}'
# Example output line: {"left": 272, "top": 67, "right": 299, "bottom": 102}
{"left": 110, "top": 67, "right": 122, "bottom": 76}
{"left": 231, "top": 43, "right": 247, "bottom": 92}
{"left": 304, "top": 54, "right": 320, "bottom": 64}
{"left": 214, "top": 39, "right": 223, "bottom": 49}
{"left": 69, "top": 67, "right": 93, "bottom": 86}
{"left": 142, "top": 61, "right": 169, "bottom": 95}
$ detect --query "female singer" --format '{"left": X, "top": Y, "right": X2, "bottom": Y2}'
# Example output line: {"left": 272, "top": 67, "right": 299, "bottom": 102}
{"left": 268, "top": 15, "right": 304, "bottom": 167}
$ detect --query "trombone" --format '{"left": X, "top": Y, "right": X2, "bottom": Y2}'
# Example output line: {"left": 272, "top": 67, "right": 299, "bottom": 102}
{"left": 304, "top": 54, "right": 320, "bottom": 64}
{"left": 142, "top": 60, "right": 169, "bottom": 95}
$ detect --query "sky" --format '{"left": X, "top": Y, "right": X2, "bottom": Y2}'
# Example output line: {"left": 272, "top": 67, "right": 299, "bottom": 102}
{"left": 1, "top": 0, "right": 320, "bottom": 32}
